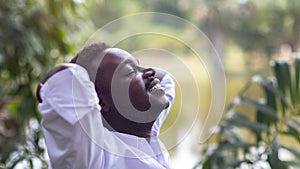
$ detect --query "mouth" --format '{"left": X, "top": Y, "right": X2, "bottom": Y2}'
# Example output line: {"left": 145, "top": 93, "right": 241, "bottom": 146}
{"left": 147, "top": 78, "right": 165, "bottom": 95}
{"left": 147, "top": 78, "right": 161, "bottom": 92}
{"left": 150, "top": 83, "right": 161, "bottom": 91}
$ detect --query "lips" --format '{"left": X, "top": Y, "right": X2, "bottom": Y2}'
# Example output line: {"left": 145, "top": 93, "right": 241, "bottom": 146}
{"left": 147, "top": 78, "right": 165, "bottom": 96}
{"left": 151, "top": 83, "right": 161, "bottom": 90}
{"left": 147, "top": 78, "right": 161, "bottom": 91}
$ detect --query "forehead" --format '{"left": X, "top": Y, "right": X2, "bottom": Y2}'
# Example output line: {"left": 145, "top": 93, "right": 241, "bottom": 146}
{"left": 103, "top": 48, "right": 138, "bottom": 65}
{"left": 96, "top": 48, "right": 138, "bottom": 89}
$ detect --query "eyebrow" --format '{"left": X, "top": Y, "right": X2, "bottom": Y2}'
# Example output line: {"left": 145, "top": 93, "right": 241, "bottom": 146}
{"left": 133, "top": 57, "right": 139, "bottom": 64}
{"left": 123, "top": 57, "right": 139, "bottom": 65}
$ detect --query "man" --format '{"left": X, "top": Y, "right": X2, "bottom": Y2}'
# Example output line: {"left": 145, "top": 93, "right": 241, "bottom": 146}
{"left": 37, "top": 42, "right": 175, "bottom": 168}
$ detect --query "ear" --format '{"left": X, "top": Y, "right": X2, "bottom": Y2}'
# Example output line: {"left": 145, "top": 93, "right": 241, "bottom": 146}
{"left": 99, "top": 97, "right": 110, "bottom": 113}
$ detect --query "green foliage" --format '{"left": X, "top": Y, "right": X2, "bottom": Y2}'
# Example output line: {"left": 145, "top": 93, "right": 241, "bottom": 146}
{"left": 241, "top": 0, "right": 300, "bottom": 55}
{"left": 152, "top": 0, "right": 187, "bottom": 19}
{"left": 0, "top": 0, "right": 92, "bottom": 168}
{"left": 196, "top": 55, "right": 300, "bottom": 169}
{"left": 1, "top": 0, "right": 300, "bottom": 168}
{"left": 194, "top": 0, "right": 300, "bottom": 57}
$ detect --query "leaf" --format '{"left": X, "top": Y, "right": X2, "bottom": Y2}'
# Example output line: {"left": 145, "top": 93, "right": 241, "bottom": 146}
{"left": 282, "top": 61, "right": 294, "bottom": 106}
{"left": 252, "top": 75, "right": 290, "bottom": 109}
{"left": 294, "top": 54, "right": 300, "bottom": 93}
{"left": 256, "top": 109, "right": 273, "bottom": 130}
{"left": 26, "top": 30, "right": 44, "bottom": 55}
{"left": 283, "top": 161, "right": 300, "bottom": 168}
{"left": 223, "top": 159, "right": 251, "bottom": 169}
{"left": 291, "top": 118, "right": 300, "bottom": 126}
{"left": 202, "top": 157, "right": 212, "bottom": 169}
{"left": 271, "top": 60, "right": 293, "bottom": 114}
{"left": 264, "top": 79, "right": 278, "bottom": 111}
{"left": 230, "top": 97, "right": 279, "bottom": 120}
{"left": 271, "top": 60, "right": 286, "bottom": 94}
{"left": 226, "top": 110, "right": 270, "bottom": 134}
{"left": 222, "top": 126, "right": 241, "bottom": 143}
{"left": 192, "top": 160, "right": 202, "bottom": 169}
{"left": 281, "top": 145, "right": 300, "bottom": 162}
{"left": 217, "top": 141, "right": 254, "bottom": 151}
{"left": 267, "top": 137, "right": 289, "bottom": 169}
{"left": 48, "top": 0, "right": 59, "bottom": 20}
{"left": 283, "top": 122, "right": 300, "bottom": 143}
{"left": 254, "top": 76, "right": 279, "bottom": 127}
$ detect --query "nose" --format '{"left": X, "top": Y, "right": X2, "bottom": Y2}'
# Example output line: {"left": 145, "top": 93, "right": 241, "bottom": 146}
{"left": 142, "top": 68, "right": 156, "bottom": 79}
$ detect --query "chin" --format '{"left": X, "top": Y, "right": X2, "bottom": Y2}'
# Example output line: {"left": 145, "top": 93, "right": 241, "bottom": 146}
{"left": 154, "top": 99, "right": 169, "bottom": 112}
{"left": 164, "top": 101, "right": 170, "bottom": 109}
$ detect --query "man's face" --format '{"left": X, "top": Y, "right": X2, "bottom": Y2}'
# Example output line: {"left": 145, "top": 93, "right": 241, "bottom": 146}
{"left": 96, "top": 48, "right": 169, "bottom": 123}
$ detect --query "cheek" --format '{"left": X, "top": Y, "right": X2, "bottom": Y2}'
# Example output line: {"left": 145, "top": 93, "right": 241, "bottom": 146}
{"left": 129, "top": 78, "right": 150, "bottom": 111}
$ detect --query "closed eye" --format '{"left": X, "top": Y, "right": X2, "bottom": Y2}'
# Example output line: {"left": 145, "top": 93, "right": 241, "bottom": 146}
{"left": 127, "top": 70, "right": 135, "bottom": 76}
{"left": 124, "top": 66, "right": 136, "bottom": 77}
{"left": 121, "top": 60, "right": 138, "bottom": 77}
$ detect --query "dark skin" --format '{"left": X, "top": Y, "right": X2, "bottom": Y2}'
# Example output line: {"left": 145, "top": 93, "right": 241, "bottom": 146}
{"left": 37, "top": 48, "right": 169, "bottom": 141}
{"left": 95, "top": 49, "right": 167, "bottom": 111}
{"left": 95, "top": 48, "right": 169, "bottom": 139}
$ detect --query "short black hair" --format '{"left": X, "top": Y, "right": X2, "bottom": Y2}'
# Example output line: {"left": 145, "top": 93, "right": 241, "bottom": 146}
{"left": 70, "top": 42, "right": 110, "bottom": 63}
{"left": 70, "top": 42, "right": 111, "bottom": 83}
{"left": 70, "top": 42, "right": 111, "bottom": 105}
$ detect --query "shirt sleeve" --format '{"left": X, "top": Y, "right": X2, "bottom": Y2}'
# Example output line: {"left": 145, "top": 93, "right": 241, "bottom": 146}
{"left": 41, "top": 64, "right": 100, "bottom": 125}
{"left": 39, "top": 64, "right": 105, "bottom": 169}
{"left": 151, "top": 74, "right": 175, "bottom": 136}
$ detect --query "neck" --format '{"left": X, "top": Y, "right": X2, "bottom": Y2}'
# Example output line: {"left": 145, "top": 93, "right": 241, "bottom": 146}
{"left": 102, "top": 109, "right": 156, "bottom": 139}
{"left": 126, "top": 121, "right": 154, "bottom": 138}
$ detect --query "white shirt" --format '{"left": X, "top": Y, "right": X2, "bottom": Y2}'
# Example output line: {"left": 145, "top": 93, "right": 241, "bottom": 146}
{"left": 38, "top": 64, "right": 175, "bottom": 169}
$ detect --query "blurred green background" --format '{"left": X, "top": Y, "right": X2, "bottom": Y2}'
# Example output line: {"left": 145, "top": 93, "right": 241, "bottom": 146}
{"left": 1, "top": 0, "right": 300, "bottom": 168}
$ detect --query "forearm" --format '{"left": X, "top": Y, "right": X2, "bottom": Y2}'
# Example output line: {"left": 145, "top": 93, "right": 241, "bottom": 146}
{"left": 36, "top": 65, "right": 68, "bottom": 103}
{"left": 38, "top": 64, "right": 105, "bottom": 167}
